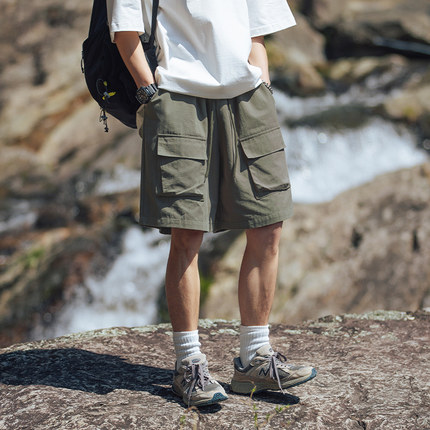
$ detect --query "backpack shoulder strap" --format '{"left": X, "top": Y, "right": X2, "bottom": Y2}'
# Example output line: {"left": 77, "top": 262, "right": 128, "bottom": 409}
{"left": 148, "top": 0, "right": 159, "bottom": 46}
{"left": 88, "top": 0, "right": 107, "bottom": 36}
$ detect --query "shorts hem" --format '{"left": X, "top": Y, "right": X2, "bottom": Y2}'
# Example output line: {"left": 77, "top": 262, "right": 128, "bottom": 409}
{"left": 140, "top": 208, "right": 293, "bottom": 234}
{"left": 213, "top": 208, "right": 293, "bottom": 233}
{"left": 139, "top": 216, "right": 210, "bottom": 232}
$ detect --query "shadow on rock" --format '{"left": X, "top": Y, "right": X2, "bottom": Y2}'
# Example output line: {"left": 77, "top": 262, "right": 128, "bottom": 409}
{"left": 226, "top": 387, "right": 300, "bottom": 406}
{"left": 253, "top": 390, "right": 300, "bottom": 405}
{"left": 0, "top": 348, "right": 232, "bottom": 411}
{"left": 0, "top": 348, "right": 173, "bottom": 397}
{"left": 0, "top": 347, "right": 301, "bottom": 413}
{"left": 223, "top": 380, "right": 301, "bottom": 406}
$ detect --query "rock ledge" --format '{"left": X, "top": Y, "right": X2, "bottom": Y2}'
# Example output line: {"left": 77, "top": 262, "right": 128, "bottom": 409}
{"left": 1, "top": 312, "right": 429, "bottom": 429}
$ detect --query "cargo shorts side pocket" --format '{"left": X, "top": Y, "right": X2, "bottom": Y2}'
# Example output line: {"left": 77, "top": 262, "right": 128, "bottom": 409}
{"left": 239, "top": 127, "right": 290, "bottom": 197}
{"left": 156, "top": 134, "right": 207, "bottom": 198}
{"left": 137, "top": 90, "right": 162, "bottom": 138}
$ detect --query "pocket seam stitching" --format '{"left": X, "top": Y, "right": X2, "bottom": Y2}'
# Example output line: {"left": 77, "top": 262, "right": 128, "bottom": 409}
{"left": 158, "top": 133, "right": 206, "bottom": 142}
{"left": 239, "top": 126, "right": 281, "bottom": 142}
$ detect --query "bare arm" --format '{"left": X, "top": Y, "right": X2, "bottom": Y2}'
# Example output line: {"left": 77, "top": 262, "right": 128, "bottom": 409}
{"left": 114, "top": 31, "right": 155, "bottom": 88}
{"left": 248, "top": 36, "right": 270, "bottom": 84}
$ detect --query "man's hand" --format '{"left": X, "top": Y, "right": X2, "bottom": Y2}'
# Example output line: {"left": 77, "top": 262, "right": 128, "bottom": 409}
{"left": 248, "top": 36, "right": 270, "bottom": 84}
{"left": 114, "top": 31, "right": 155, "bottom": 88}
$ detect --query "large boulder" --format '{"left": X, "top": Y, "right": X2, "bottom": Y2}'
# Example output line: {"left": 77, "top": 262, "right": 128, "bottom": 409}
{"left": 0, "top": 1, "right": 92, "bottom": 143}
{"left": 301, "top": 0, "right": 430, "bottom": 58}
{"left": 380, "top": 70, "right": 430, "bottom": 131}
{"left": 0, "top": 190, "right": 141, "bottom": 347}
{"left": 324, "top": 54, "right": 408, "bottom": 84}
{"left": 203, "top": 163, "right": 430, "bottom": 324}
{"left": 267, "top": 13, "right": 327, "bottom": 95}
{"left": 0, "top": 312, "right": 429, "bottom": 429}
{"left": 0, "top": 0, "right": 136, "bottom": 197}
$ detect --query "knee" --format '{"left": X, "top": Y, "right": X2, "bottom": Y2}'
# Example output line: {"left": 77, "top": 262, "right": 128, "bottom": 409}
{"left": 170, "top": 229, "right": 204, "bottom": 257}
{"left": 246, "top": 222, "right": 283, "bottom": 257}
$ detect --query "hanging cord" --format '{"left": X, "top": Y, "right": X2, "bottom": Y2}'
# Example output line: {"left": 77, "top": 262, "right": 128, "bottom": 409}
{"left": 96, "top": 79, "right": 117, "bottom": 132}
{"left": 99, "top": 108, "right": 109, "bottom": 132}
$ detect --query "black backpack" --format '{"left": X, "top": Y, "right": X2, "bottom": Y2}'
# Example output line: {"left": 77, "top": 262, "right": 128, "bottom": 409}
{"left": 82, "top": 0, "right": 159, "bottom": 132}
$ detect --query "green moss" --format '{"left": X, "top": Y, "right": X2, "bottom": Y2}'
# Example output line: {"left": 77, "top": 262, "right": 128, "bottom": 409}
{"left": 21, "top": 246, "right": 45, "bottom": 270}
{"left": 199, "top": 274, "right": 213, "bottom": 305}
{"left": 402, "top": 105, "right": 419, "bottom": 122}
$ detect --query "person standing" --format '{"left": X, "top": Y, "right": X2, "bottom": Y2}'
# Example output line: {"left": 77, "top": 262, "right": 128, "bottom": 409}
{"left": 107, "top": 0, "right": 316, "bottom": 407}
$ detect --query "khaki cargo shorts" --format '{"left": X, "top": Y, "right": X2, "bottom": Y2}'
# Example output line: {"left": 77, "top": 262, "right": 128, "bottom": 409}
{"left": 137, "top": 83, "right": 293, "bottom": 234}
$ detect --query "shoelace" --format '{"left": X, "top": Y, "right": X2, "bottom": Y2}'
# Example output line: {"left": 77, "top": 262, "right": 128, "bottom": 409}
{"left": 267, "top": 352, "right": 288, "bottom": 394}
{"left": 184, "top": 362, "right": 211, "bottom": 406}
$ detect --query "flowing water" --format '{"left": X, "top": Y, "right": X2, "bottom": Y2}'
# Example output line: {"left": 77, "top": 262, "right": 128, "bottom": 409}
{"left": 31, "top": 227, "right": 171, "bottom": 340}
{"left": 282, "top": 117, "right": 425, "bottom": 203}
{"left": 31, "top": 83, "right": 429, "bottom": 340}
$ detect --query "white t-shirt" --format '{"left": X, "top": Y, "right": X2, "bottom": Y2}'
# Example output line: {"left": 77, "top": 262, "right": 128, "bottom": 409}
{"left": 107, "top": 0, "right": 296, "bottom": 99}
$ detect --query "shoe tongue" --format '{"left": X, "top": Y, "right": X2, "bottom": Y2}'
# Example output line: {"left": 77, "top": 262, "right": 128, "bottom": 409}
{"left": 181, "top": 353, "right": 206, "bottom": 366}
{"left": 255, "top": 344, "right": 274, "bottom": 357}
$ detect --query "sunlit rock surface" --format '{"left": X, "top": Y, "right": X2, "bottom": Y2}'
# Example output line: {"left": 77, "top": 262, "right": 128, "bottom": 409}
{"left": 1, "top": 312, "right": 429, "bottom": 429}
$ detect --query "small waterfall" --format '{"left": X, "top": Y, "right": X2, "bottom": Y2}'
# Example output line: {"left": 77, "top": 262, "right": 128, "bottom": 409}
{"left": 283, "top": 118, "right": 426, "bottom": 203}
{"left": 274, "top": 86, "right": 427, "bottom": 203}
{"left": 32, "top": 227, "right": 171, "bottom": 339}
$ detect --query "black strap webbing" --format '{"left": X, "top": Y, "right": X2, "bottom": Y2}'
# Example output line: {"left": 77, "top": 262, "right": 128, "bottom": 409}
{"left": 149, "top": 0, "right": 159, "bottom": 46}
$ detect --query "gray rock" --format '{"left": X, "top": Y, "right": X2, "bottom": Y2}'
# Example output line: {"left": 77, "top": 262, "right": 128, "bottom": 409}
{"left": 0, "top": 0, "right": 137, "bottom": 198}
{"left": 381, "top": 70, "right": 430, "bottom": 125}
{"left": 203, "top": 164, "right": 430, "bottom": 324}
{"left": 0, "top": 191, "right": 140, "bottom": 347}
{"left": 1, "top": 312, "right": 429, "bottom": 429}
{"left": 302, "top": 0, "right": 430, "bottom": 58}
{"left": 0, "top": 231, "right": 100, "bottom": 347}
{"left": 267, "top": 13, "right": 326, "bottom": 96}
{"left": 325, "top": 54, "right": 408, "bottom": 84}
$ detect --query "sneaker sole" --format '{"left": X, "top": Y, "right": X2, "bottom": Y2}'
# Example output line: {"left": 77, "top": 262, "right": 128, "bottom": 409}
{"left": 172, "top": 385, "right": 228, "bottom": 407}
{"left": 230, "top": 368, "right": 317, "bottom": 394}
{"left": 197, "top": 392, "right": 229, "bottom": 406}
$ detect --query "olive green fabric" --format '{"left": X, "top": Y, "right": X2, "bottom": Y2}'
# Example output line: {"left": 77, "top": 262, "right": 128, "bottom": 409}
{"left": 137, "top": 84, "right": 293, "bottom": 233}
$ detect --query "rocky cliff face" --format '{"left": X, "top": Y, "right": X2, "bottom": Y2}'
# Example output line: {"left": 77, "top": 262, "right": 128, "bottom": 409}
{"left": 0, "top": 1, "right": 141, "bottom": 346}
{"left": 269, "top": 0, "right": 430, "bottom": 137}
{"left": 203, "top": 163, "right": 430, "bottom": 323}
{"left": 1, "top": 312, "right": 429, "bottom": 429}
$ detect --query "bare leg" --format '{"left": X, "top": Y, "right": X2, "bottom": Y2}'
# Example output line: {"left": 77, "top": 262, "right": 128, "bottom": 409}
{"left": 165, "top": 228, "right": 204, "bottom": 332}
{"left": 238, "top": 222, "right": 283, "bottom": 326}
{"left": 234, "top": 222, "right": 316, "bottom": 392}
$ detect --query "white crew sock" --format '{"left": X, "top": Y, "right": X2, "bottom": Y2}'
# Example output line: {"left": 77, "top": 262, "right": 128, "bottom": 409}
{"left": 173, "top": 330, "right": 201, "bottom": 367}
{"left": 240, "top": 325, "right": 270, "bottom": 368}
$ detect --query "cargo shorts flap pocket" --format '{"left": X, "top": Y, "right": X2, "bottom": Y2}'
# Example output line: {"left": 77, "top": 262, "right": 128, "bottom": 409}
{"left": 240, "top": 127, "right": 290, "bottom": 195}
{"left": 157, "top": 135, "right": 207, "bottom": 198}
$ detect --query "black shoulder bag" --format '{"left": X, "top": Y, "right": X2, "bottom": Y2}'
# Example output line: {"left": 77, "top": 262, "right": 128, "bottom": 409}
{"left": 82, "top": 0, "right": 159, "bottom": 132}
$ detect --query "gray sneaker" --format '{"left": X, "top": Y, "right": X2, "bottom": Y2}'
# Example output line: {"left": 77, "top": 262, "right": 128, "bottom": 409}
{"left": 230, "top": 345, "right": 317, "bottom": 394}
{"left": 172, "top": 353, "right": 228, "bottom": 407}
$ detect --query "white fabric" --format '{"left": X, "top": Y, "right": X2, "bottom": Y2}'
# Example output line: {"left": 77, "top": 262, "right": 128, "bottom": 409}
{"left": 240, "top": 325, "right": 270, "bottom": 368}
{"left": 173, "top": 330, "right": 201, "bottom": 366}
{"left": 106, "top": 0, "right": 296, "bottom": 99}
